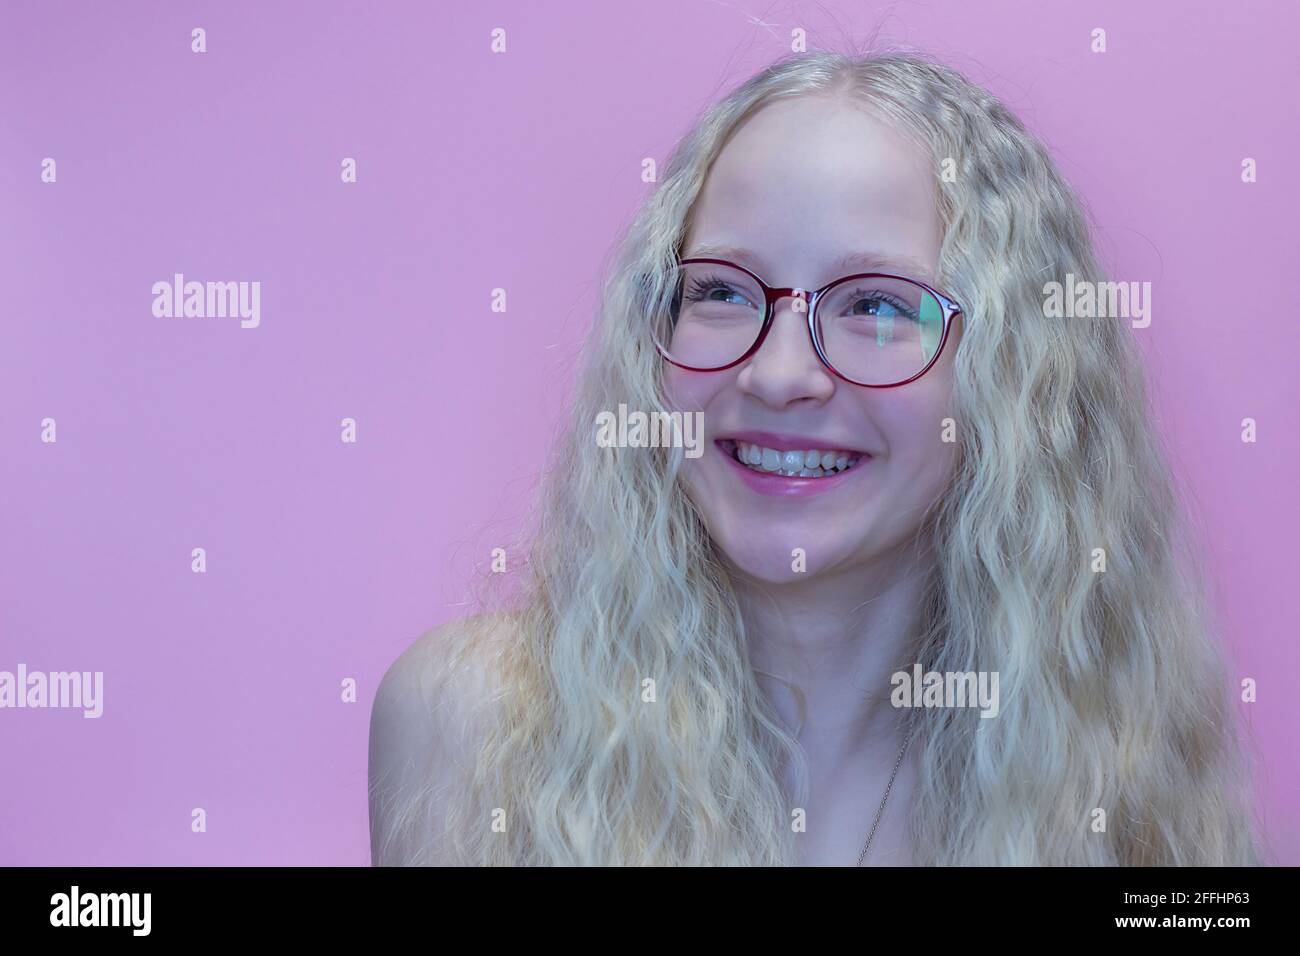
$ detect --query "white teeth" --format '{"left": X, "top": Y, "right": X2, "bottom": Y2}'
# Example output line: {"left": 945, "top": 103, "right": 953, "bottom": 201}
{"left": 727, "top": 441, "right": 862, "bottom": 479}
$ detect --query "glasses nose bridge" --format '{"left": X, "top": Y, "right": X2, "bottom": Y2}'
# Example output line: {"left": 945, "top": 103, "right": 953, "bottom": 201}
{"left": 751, "top": 283, "right": 830, "bottom": 375}
{"left": 763, "top": 284, "right": 818, "bottom": 322}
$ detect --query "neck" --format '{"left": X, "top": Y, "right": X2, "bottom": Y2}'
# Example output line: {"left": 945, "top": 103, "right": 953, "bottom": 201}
{"left": 730, "top": 535, "right": 936, "bottom": 756}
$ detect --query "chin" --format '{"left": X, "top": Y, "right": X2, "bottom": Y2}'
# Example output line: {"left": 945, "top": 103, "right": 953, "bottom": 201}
{"left": 707, "top": 526, "right": 859, "bottom": 585}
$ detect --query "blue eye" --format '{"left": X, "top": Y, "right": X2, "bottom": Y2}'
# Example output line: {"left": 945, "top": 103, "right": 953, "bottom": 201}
{"left": 845, "top": 290, "right": 918, "bottom": 321}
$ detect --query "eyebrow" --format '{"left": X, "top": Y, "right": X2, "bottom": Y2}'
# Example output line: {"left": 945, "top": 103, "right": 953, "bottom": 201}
{"left": 681, "top": 243, "right": 935, "bottom": 283}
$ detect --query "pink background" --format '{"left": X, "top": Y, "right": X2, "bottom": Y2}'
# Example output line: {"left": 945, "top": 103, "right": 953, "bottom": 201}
{"left": 1, "top": 0, "right": 1295, "bottom": 865}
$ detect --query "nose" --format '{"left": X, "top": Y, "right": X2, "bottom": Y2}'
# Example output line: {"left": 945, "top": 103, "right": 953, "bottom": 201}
{"left": 734, "top": 295, "right": 836, "bottom": 407}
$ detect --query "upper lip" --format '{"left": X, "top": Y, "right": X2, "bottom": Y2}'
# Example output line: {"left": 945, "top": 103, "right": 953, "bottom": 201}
{"left": 714, "top": 430, "right": 871, "bottom": 455}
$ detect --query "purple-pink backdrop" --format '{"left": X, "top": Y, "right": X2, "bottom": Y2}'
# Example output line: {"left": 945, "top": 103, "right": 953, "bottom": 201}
{"left": 1, "top": 0, "right": 1296, "bottom": 865}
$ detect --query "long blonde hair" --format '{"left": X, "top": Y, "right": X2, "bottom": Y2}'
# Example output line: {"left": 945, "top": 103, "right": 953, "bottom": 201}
{"left": 418, "top": 50, "right": 1259, "bottom": 865}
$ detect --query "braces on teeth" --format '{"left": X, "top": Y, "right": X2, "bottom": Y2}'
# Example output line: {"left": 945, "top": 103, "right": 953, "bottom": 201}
{"left": 721, "top": 439, "right": 862, "bottom": 478}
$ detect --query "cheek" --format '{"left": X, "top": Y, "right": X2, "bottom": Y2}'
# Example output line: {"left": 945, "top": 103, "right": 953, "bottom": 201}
{"left": 876, "top": 386, "right": 960, "bottom": 499}
{"left": 663, "top": 366, "right": 723, "bottom": 415}
{"left": 662, "top": 368, "right": 712, "bottom": 481}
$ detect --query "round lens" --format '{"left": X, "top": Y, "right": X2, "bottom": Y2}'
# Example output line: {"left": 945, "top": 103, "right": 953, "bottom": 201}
{"left": 815, "top": 275, "right": 945, "bottom": 385}
{"left": 653, "top": 261, "right": 766, "bottom": 370}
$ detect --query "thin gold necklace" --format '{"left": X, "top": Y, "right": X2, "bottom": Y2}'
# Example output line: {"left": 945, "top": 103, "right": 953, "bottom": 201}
{"left": 856, "top": 724, "right": 917, "bottom": 866}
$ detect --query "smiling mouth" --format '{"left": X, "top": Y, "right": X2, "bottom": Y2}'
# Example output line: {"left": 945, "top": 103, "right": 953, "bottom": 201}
{"left": 717, "top": 439, "right": 866, "bottom": 479}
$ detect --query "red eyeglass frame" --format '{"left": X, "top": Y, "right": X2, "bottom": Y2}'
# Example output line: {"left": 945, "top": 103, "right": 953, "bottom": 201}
{"left": 655, "top": 256, "right": 965, "bottom": 388}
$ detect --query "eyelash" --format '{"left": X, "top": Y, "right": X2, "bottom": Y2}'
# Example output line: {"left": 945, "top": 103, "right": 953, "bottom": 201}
{"left": 684, "top": 277, "right": 748, "bottom": 303}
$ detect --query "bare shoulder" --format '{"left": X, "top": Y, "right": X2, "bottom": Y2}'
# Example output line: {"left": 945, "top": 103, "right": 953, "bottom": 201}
{"left": 367, "top": 612, "right": 513, "bottom": 865}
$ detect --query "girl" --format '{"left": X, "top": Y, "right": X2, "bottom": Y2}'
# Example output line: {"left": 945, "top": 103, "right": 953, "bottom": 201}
{"left": 369, "top": 50, "right": 1259, "bottom": 867}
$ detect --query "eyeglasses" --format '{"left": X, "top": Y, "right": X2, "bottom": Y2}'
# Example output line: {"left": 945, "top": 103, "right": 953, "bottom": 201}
{"left": 651, "top": 257, "right": 964, "bottom": 388}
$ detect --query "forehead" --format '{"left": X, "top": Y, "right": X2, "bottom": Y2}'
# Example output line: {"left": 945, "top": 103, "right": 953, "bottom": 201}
{"left": 682, "top": 95, "right": 942, "bottom": 286}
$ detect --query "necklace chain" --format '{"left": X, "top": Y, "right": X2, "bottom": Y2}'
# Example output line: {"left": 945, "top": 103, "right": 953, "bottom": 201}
{"left": 855, "top": 724, "right": 917, "bottom": 866}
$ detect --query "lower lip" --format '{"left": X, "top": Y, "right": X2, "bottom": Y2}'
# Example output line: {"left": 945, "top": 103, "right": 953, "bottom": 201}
{"left": 718, "top": 442, "right": 870, "bottom": 497}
